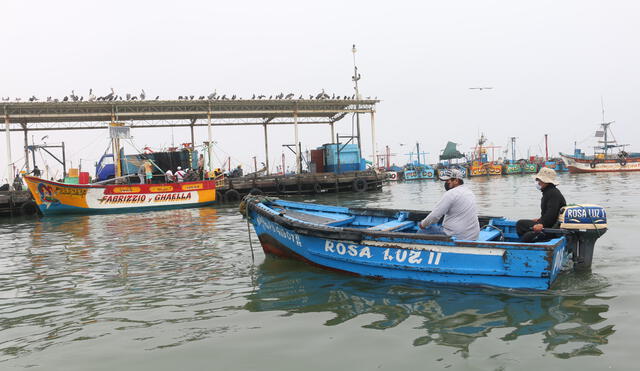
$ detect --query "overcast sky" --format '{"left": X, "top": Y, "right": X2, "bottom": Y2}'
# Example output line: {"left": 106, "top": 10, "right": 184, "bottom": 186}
{"left": 2, "top": 0, "right": 639, "bottom": 181}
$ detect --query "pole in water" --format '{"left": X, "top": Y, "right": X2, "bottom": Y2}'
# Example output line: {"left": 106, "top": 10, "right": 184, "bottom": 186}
{"left": 247, "top": 218, "right": 255, "bottom": 261}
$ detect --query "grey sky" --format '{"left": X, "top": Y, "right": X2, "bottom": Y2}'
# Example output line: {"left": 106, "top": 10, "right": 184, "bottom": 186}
{"left": 2, "top": 0, "right": 639, "bottom": 180}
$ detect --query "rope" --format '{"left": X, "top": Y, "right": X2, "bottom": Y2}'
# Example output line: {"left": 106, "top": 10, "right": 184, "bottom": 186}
{"left": 125, "top": 139, "right": 165, "bottom": 173}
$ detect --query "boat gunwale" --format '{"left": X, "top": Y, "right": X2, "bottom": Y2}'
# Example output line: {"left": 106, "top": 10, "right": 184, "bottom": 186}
{"left": 248, "top": 199, "right": 564, "bottom": 251}
{"left": 23, "top": 175, "right": 216, "bottom": 190}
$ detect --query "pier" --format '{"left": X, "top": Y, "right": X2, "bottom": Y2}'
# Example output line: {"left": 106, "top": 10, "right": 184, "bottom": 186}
{"left": 215, "top": 170, "right": 384, "bottom": 202}
{"left": 0, "top": 190, "right": 38, "bottom": 216}
{"left": 3, "top": 98, "right": 380, "bottom": 188}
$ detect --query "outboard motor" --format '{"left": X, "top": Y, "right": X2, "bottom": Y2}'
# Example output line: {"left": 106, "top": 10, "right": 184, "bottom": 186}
{"left": 558, "top": 205, "right": 607, "bottom": 270}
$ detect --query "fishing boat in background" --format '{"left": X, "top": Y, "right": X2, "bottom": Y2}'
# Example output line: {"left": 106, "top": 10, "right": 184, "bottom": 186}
{"left": 544, "top": 159, "right": 568, "bottom": 172}
{"left": 500, "top": 137, "right": 539, "bottom": 175}
{"left": 560, "top": 120, "right": 640, "bottom": 173}
{"left": 467, "top": 134, "right": 502, "bottom": 177}
{"left": 403, "top": 164, "right": 436, "bottom": 180}
{"left": 242, "top": 197, "right": 608, "bottom": 290}
{"left": 402, "top": 142, "right": 436, "bottom": 180}
{"left": 437, "top": 141, "right": 468, "bottom": 178}
{"left": 24, "top": 176, "right": 217, "bottom": 215}
{"left": 23, "top": 122, "right": 218, "bottom": 215}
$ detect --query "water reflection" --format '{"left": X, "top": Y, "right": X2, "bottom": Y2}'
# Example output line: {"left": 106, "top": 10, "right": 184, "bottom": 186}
{"left": 246, "top": 257, "right": 614, "bottom": 358}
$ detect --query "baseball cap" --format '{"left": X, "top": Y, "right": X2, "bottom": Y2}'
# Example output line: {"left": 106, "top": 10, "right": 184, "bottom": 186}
{"left": 439, "top": 168, "right": 464, "bottom": 181}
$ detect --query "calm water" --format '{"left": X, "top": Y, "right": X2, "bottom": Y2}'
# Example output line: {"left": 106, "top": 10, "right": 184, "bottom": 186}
{"left": 1, "top": 173, "right": 638, "bottom": 370}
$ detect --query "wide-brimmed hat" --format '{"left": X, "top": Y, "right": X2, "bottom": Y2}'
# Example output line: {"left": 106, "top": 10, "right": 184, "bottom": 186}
{"left": 534, "top": 167, "right": 558, "bottom": 185}
{"left": 439, "top": 168, "right": 464, "bottom": 181}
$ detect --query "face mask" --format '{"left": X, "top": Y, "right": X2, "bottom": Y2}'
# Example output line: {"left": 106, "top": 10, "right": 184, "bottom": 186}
{"left": 535, "top": 183, "right": 542, "bottom": 191}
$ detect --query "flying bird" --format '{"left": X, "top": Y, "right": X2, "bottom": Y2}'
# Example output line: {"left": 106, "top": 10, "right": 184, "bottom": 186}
{"left": 469, "top": 87, "right": 493, "bottom": 90}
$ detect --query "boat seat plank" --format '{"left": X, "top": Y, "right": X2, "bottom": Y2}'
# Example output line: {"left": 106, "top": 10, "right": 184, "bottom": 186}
{"left": 280, "top": 209, "right": 346, "bottom": 225}
{"left": 325, "top": 216, "right": 356, "bottom": 227}
{"left": 368, "top": 220, "right": 415, "bottom": 232}
{"left": 478, "top": 229, "right": 502, "bottom": 241}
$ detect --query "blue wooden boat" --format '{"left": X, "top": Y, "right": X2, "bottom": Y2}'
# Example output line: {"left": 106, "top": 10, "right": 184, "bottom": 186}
{"left": 241, "top": 197, "right": 607, "bottom": 290}
{"left": 403, "top": 164, "right": 436, "bottom": 180}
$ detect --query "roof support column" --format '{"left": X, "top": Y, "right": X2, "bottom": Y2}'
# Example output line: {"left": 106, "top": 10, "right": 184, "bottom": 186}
{"left": 4, "top": 109, "right": 13, "bottom": 187}
{"left": 189, "top": 118, "right": 196, "bottom": 149}
{"left": 330, "top": 122, "right": 335, "bottom": 144}
{"left": 370, "top": 110, "right": 377, "bottom": 169}
{"left": 263, "top": 123, "right": 269, "bottom": 175}
{"left": 294, "top": 109, "right": 300, "bottom": 174}
{"left": 21, "top": 123, "right": 30, "bottom": 174}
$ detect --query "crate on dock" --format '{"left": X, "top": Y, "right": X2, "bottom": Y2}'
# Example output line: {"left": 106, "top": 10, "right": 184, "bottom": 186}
{"left": 323, "top": 144, "right": 364, "bottom": 173}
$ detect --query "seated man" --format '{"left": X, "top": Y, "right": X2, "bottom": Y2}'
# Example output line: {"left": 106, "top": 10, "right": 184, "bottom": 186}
{"left": 418, "top": 169, "right": 480, "bottom": 240}
{"left": 516, "top": 167, "right": 566, "bottom": 242}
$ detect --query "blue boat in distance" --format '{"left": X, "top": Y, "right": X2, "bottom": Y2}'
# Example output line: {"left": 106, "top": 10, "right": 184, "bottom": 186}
{"left": 241, "top": 197, "right": 607, "bottom": 290}
{"left": 403, "top": 163, "right": 436, "bottom": 180}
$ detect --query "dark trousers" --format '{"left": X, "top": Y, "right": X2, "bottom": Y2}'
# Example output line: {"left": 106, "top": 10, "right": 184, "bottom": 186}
{"left": 516, "top": 219, "right": 543, "bottom": 242}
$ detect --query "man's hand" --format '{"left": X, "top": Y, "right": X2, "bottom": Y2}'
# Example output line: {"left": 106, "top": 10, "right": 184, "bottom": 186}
{"left": 418, "top": 221, "right": 426, "bottom": 229}
{"left": 532, "top": 223, "right": 544, "bottom": 233}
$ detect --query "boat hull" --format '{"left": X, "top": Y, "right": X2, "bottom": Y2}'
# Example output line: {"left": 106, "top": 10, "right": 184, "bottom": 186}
{"left": 403, "top": 167, "right": 435, "bottom": 180}
{"left": 24, "top": 176, "right": 217, "bottom": 215}
{"left": 247, "top": 200, "right": 574, "bottom": 290}
{"left": 561, "top": 154, "right": 640, "bottom": 173}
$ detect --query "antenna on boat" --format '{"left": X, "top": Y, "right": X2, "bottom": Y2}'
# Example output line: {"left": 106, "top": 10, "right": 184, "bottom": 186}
{"left": 351, "top": 44, "right": 362, "bottom": 157}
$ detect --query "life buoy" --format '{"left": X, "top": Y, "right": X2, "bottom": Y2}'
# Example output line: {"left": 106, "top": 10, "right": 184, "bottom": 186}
{"left": 352, "top": 178, "right": 367, "bottom": 192}
{"left": 620, "top": 158, "right": 627, "bottom": 166}
{"left": 421, "top": 171, "right": 428, "bottom": 178}
{"left": 276, "top": 181, "right": 287, "bottom": 194}
{"left": 590, "top": 161, "right": 597, "bottom": 169}
{"left": 389, "top": 172, "right": 398, "bottom": 181}
{"left": 20, "top": 201, "right": 40, "bottom": 216}
{"left": 223, "top": 189, "right": 241, "bottom": 202}
{"left": 426, "top": 171, "right": 433, "bottom": 177}
{"left": 313, "top": 182, "right": 323, "bottom": 194}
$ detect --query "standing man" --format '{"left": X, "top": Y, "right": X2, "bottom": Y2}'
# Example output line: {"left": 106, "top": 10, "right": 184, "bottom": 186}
{"left": 144, "top": 160, "right": 154, "bottom": 184}
{"left": 418, "top": 169, "right": 480, "bottom": 240}
{"left": 197, "top": 154, "right": 205, "bottom": 179}
{"left": 137, "top": 163, "right": 145, "bottom": 184}
{"left": 31, "top": 165, "right": 42, "bottom": 177}
{"left": 164, "top": 168, "right": 174, "bottom": 183}
{"left": 175, "top": 166, "right": 186, "bottom": 182}
{"left": 516, "top": 167, "right": 566, "bottom": 242}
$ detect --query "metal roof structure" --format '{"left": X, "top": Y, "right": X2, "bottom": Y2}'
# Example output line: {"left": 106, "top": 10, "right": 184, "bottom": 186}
{"left": 3, "top": 98, "right": 380, "bottom": 182}
{"left": 2, "top": 99, "right": 378, "bottom": 131}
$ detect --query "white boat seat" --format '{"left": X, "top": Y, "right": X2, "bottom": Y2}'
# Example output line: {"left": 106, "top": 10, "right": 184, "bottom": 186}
{"left": 368, "top": 220, "right": 415, "bottom": 232}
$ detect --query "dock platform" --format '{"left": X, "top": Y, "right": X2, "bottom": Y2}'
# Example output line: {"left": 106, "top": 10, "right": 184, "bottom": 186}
{"left": 0, "top": 191, "right": 39, "bottom": 216}
{"left": 215, "top": 170, "right": 385, "bottom": 202}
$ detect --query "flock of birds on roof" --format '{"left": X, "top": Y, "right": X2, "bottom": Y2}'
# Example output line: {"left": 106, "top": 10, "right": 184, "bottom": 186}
{"left": 1, "top": 89, "right": 375, "bottom": 103}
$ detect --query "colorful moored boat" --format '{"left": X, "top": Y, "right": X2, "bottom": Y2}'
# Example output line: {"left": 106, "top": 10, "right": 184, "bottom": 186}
{"left": 242, "top": 197, "right": 607, "bottom": 290}
{"left": 403, "top": 164, "right": 436, "bottom": 180}
{"left": 24, "top": 176, "right": 217, "bottom": 215}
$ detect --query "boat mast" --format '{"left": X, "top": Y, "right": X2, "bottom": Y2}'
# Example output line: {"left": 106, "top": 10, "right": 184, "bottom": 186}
{"left": 544, "top": 134, "right": 548, "bottom": 161}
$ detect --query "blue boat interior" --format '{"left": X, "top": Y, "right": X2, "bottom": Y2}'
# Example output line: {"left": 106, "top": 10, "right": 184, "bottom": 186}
{"left": 267, "top": 200, "right": 554, "bottom": 244}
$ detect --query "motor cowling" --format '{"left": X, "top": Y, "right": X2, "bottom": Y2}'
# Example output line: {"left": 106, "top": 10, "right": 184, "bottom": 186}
{"left": 558, "top": 205, "right": 608, "bottom": 270}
